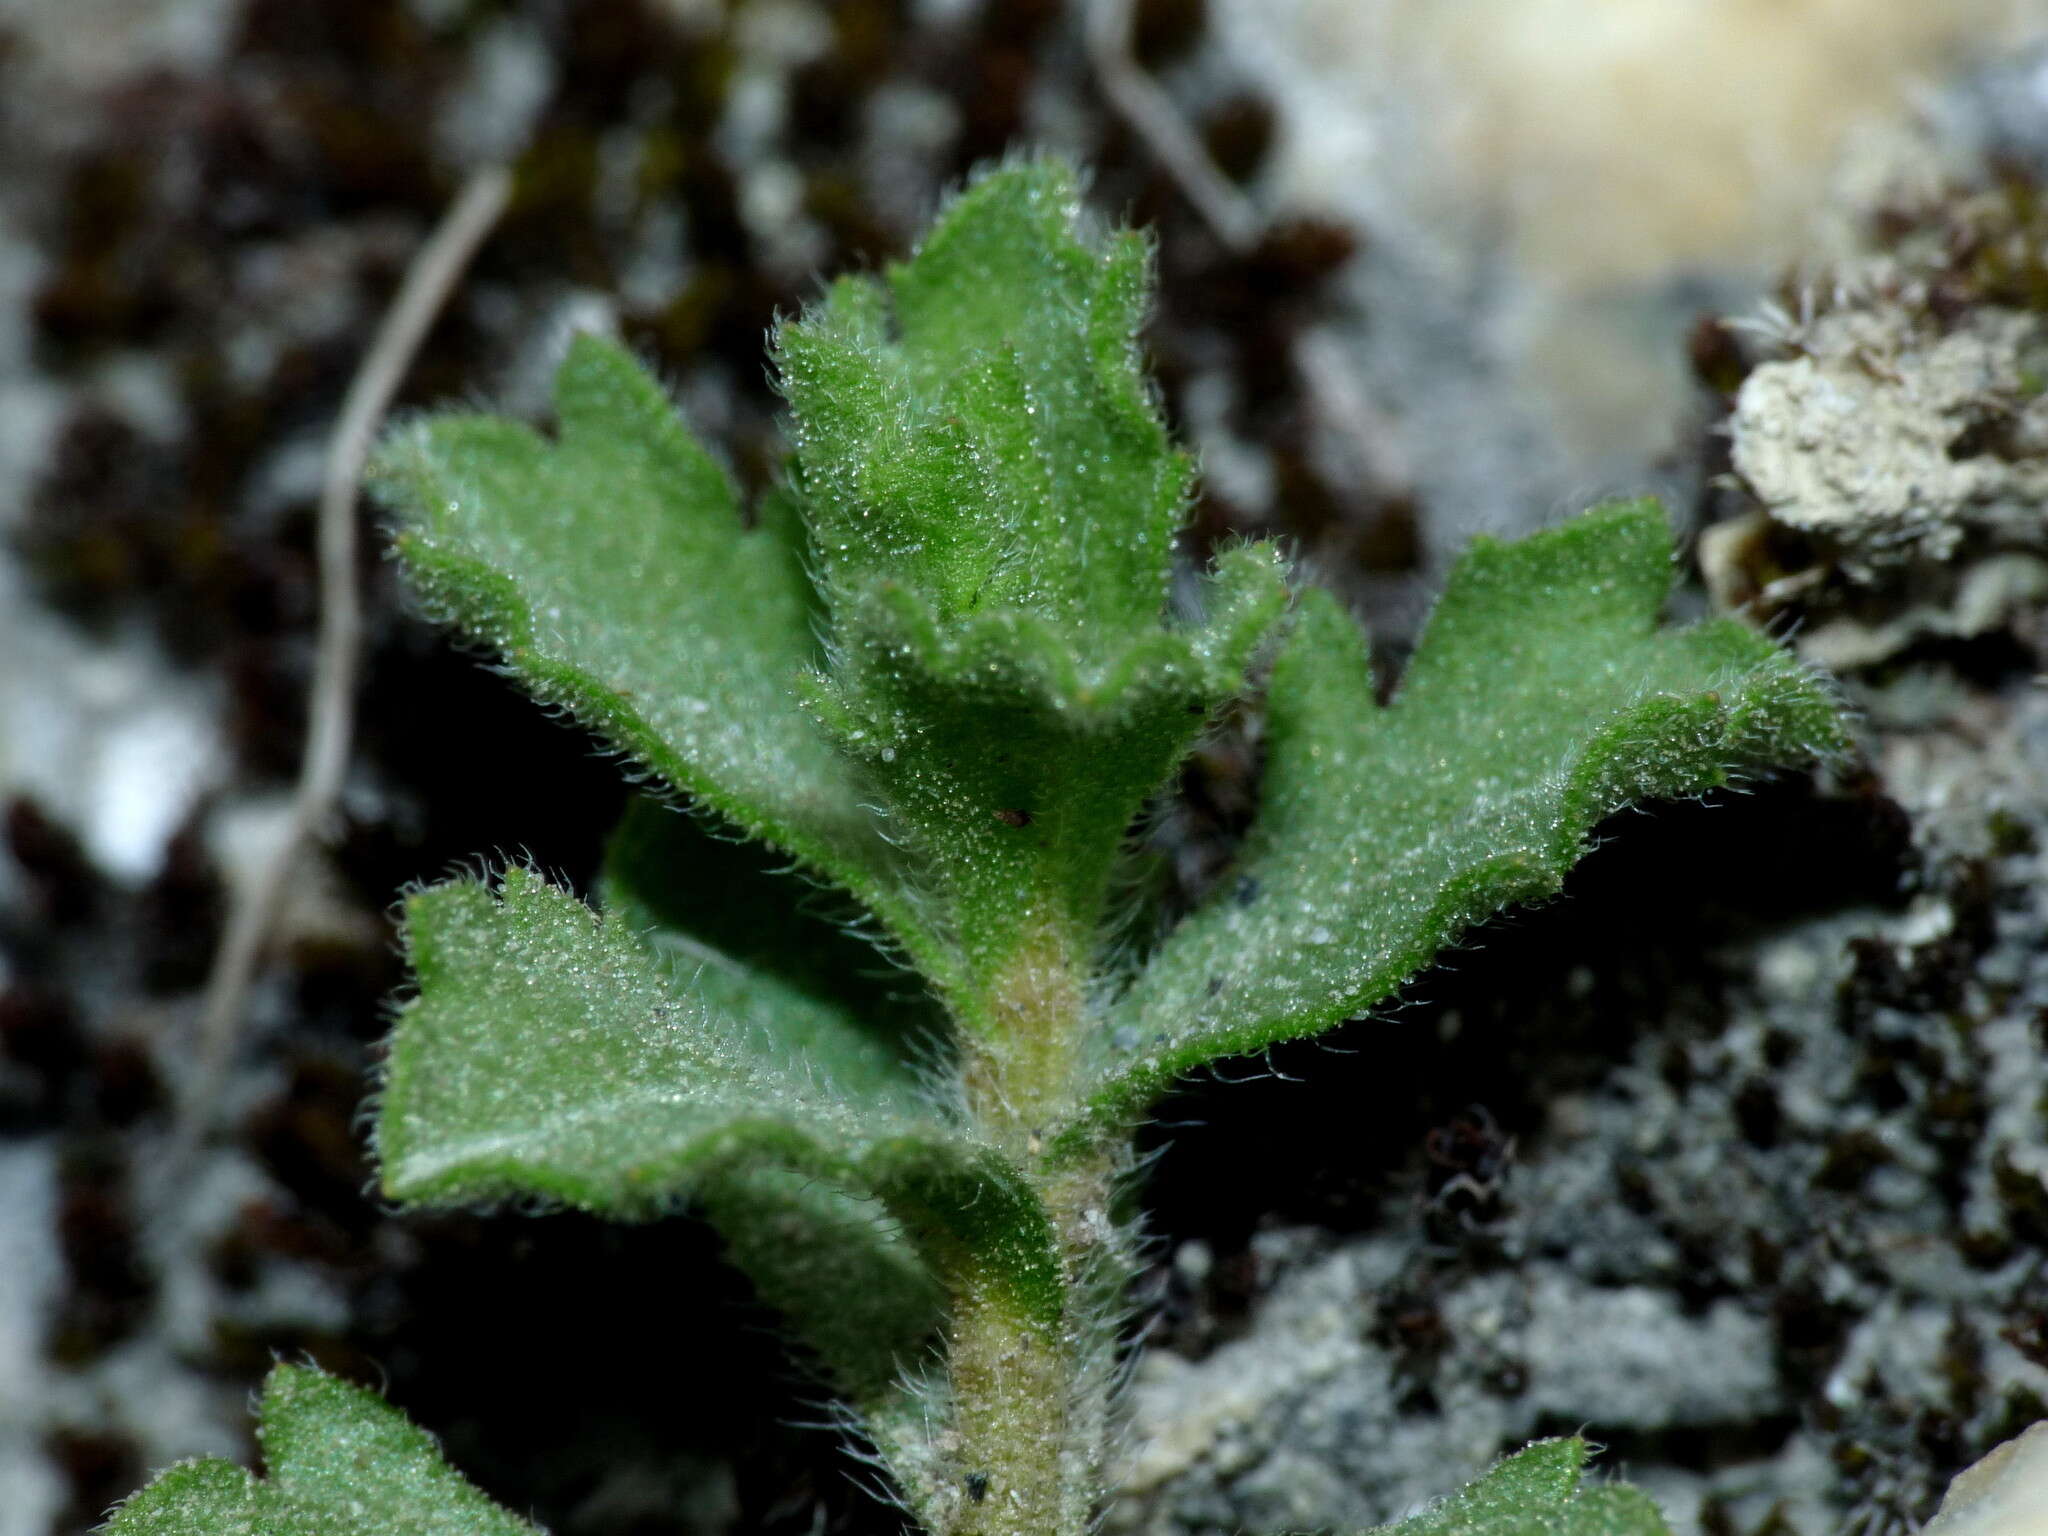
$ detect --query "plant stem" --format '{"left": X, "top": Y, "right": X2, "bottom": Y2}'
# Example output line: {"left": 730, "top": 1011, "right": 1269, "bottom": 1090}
{"left": 940, "top": 1147, "right": 1123, "bottom": 1536}
{"left": 939, "top": 924, "right": 1128, "bottom": 1536}
{"left": 945, "top": 1270, "right": 1073, "bottom": 1535}
{"left": 961, "top": 917, "right": 1088, "bottom": 1155}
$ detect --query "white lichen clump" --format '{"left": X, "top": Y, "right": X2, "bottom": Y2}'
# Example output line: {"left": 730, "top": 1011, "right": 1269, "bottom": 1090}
{"left": 1709, "top": 188, "right": 2048, "bottom": 669}
{"left": 1732, "top": 306, "right": 2048, "bottom": 576}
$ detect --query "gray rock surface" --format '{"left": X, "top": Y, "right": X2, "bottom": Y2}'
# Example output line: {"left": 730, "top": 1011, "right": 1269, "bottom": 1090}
{"left": 1111, "top": 562, "right": 2048, "bottom": 1536}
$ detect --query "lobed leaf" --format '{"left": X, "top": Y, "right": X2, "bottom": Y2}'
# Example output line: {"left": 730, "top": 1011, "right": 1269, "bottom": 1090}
{"left": 102, "top": 1364, "right": 539, "bottom": 1535}
{"left": 775, "top": 156, "right": 1188, "bottom": 639}
{"left": 806, "top": 543, "right": 1289, "bottom": 1028}
{"left": 599, "top": 794, "right": 939, "bottom": 1085}
{"left": 377, "top": 867, "right": 1061, "bottom": 1393}
{"left": 1343, "top": 1438, "right": 1672, "bottom": 1536}
{"left": 695, "top": 1163, "right": 943, "bottom": 1406}
{"left": 370, "top": 334, "right": 946, "bottom": 986}
{"left": 1075, "top": 501, "right": 1847, "bottom": 1147}
{"left": 771, "top": 159, "right": 1292, "bottom": 1021}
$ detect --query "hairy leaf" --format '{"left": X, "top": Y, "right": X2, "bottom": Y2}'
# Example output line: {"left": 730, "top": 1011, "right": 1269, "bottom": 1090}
{"left": 370, "top": 334, "right": 946, "bottom": 985}
{"left": 1078, "top": 501, "right": 1846, "bottom": 1146}
{"left": 777, "top": 158, "right": 1286, "bottom": 1015}
{"left": 775, "top": 156, "right": 1187, "bottom": 636}
{"left": 378, "top": 869, "right": 1061, "bottom": 1372}
{"left": 698, "top": 1165, "right": 943, "bottom": 1407}
{"left": 600, "top": 794, "right": 939, "bottom": 1073}
{"left": 103, "top": 1364, "right": 539, "bottom": 1535}
{"left": 597, "top": 798, "right": 955, "bottom": 1395}
{"left": 1346, "top": 1438, "right": 1672, "bottom": 1536}
{"left": 806, "top": 544, "right": 1287, "bottom": 1026}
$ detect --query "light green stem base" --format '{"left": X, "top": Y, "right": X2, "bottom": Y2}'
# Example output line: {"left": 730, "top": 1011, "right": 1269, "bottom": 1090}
{"left": 927, "top": 924, "right": 1128, "bottom": 1536}
{"left": 937, "top": 1150, "right": 1123, "bottom": 1536}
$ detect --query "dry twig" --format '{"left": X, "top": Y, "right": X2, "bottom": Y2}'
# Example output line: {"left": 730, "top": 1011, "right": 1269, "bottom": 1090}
{"left": 1084, "top": 0, "right": 1262, "bottom": 254}
{"left": 1084, "top": 2, "right": 1410, "bottom": 516}
{"left": 173, "top": 164, "right": 514, "bottom": 1163}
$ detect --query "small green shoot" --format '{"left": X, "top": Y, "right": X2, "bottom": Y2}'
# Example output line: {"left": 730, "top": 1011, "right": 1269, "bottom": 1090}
{"left": 110, "top": 157, "right": 1843, "bottom": 1536}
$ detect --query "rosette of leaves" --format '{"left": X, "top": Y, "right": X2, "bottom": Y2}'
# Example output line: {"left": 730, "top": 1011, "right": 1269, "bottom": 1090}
{"left": 111, "top": 158, "right": 1842, "bottom": 1536}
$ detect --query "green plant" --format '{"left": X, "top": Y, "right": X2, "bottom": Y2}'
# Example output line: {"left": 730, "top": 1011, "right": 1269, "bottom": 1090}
{"left": 109, "top": 158, "right": 1845, "bottom": 1536}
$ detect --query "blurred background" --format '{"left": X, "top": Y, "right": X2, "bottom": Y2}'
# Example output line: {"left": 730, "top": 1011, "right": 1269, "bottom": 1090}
{"left": 7, "top": 2, "right": 2048, "bottom": 1533}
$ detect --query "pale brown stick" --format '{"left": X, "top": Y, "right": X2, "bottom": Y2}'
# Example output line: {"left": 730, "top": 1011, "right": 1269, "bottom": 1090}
{"left": 1084, "top": 0, "right": 1262, "bottom": 253}
{"left": 1084, "top": 9, "right": 1413, "bottom": 521}
{"left": 174, "top": 164, "right": 514, "bottom": 1162}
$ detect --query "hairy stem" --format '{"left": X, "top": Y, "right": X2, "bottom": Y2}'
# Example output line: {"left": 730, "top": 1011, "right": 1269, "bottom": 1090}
{"left": 961, "top": 917, "right": 1088, "bottom": 1154}
{"left": 945, "top": 1275, "right": 1072, "bottom": 1535}
{"left": 937, "top": 927, "right": 1127, "bottom": 1536}
{"left": 939, "top": 1148, "right": 1123, "bottom": 1536}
